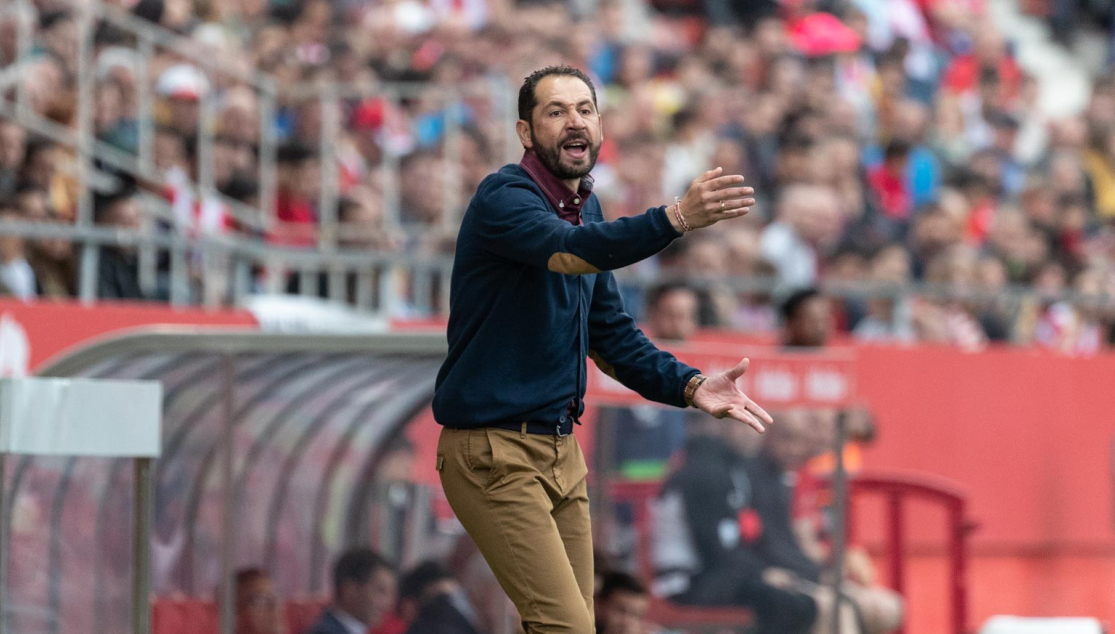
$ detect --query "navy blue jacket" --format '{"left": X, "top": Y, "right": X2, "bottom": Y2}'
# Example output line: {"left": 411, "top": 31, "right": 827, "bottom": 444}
{"left": 433, "top": 164, "right": 700, "bottom": 428}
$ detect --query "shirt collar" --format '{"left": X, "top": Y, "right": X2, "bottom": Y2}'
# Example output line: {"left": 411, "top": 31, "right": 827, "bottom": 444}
{"left": 519, "top": 150, "right": 593, "bottom": 216}
{"left": 330, "top": 608, "right": 367, "bottom": 634}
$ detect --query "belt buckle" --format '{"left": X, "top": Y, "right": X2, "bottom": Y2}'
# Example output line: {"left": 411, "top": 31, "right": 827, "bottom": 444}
{"left": 556, "top": 417, "right": 571, "bottom": 437}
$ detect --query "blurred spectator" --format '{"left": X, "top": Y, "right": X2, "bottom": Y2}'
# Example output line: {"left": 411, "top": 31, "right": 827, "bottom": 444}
{"left": 854, "top": 245, "right": 915, "bottom": 343}
{"left": 657, "top": 416, "right": 817, "bottom": 634}
{"left": 94, "top": 189, "right": 145, "bottom": 300}
{"left": 748, "top": 409, "right": 904, "bottom": 634}
{"left": 0, "top": 205, "right": 35, "bottom": 300}
{"left": 0, "top": 118, "right": 26, "bottom": 198}
{"left": 307, "top": 548, "right": 397, "bottom": 634}
{"left": 780, "top": 287, "right": 831, "bottom": 348}
{"left": 595, "top": 572, "right": 659, "bottom": 634}
{"left": 395, "top": 561, "right": 481, "bottom": 634}
{"left": 605, "top": 283, "right": 698, "bottom": 479}
{"left": 761, "top": 185, "right": 838, "bottom": 292}
{"left": 645, "top": 282, "right": 698, "bottom": 342}
{"left": 915, "top": 245, "right": 989, "bottom": 350}
{"left": 233, "top": 568, "right": 286, "bottom": 634}
{"left": 867, "top": 139, "right": 913, "bottom": 223}
{"left": 272, "top": 142, "right": 320, "bottom": 245}
{"left": 398, "top": 150, "right": 445, "bottom": 227}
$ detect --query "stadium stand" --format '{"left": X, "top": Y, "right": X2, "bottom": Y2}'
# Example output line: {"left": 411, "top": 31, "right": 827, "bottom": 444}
{"left": 0, "top": 0, "right": 1113, "bottom": 350}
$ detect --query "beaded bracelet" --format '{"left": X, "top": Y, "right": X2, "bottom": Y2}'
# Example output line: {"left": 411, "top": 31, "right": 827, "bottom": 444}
{"left": 672, "top": 196, "right": 693, "bottom": 232}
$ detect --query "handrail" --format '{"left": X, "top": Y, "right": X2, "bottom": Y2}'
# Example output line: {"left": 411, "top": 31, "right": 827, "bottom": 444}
{"left": 607, "top": 470, "right": 975, "bottom": 634}
{"left": 839, "top": 470, "right": 975, "bottom": 634}
{"left": 91, "top": 3, "right": 275, "bottom": 92}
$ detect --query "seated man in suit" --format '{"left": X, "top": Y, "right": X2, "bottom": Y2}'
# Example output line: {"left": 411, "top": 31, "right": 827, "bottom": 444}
{"left": 307, "top": 548, "right": 397, "bottom": 634}
{"left": 397, "top": 561, "right": 482, "bottom": 634}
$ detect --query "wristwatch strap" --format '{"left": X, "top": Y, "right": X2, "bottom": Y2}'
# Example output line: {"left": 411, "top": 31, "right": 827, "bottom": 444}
{"left": 684, "top": 374, "right": 708, "bottom": 408}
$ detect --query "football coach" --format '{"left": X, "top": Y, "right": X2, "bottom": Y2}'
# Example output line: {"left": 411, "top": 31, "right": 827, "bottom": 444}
{"left": 433, "top": 65, "right": 773, "bottom": 633}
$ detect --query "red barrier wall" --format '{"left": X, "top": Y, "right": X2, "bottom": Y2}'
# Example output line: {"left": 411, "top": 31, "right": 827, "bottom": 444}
{"left": 0, "top": 299, "right": 258, "bottom": 375}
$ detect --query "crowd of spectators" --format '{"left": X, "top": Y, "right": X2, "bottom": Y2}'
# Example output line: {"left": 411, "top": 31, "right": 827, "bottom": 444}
{"left": 2, "top": 0, "right": 1115, "bottom": 351}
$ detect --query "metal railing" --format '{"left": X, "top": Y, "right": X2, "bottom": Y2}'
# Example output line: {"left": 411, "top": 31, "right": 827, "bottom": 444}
{"left": 0, "top": 0, "right": 515, "bottom": 309}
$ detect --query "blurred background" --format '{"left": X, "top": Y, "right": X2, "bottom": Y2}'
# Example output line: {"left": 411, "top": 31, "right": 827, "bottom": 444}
{"left": 1, "top": 0, "right": 1114, "bottom": 632}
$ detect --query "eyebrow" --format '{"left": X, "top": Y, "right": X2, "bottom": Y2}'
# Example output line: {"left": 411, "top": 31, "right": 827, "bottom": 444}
{"left": 541, "top": 99, "right": 596, "bottom": 111}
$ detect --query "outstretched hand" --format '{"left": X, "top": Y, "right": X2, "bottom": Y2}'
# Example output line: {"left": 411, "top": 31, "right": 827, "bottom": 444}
{"left": 673, "top": 167, "right": 756, "bottom": 232}
{"left": 691, "top": 358, "right": 773, "bottom": 433}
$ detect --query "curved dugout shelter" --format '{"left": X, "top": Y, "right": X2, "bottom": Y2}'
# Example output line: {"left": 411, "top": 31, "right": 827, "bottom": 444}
{"left": 4, "top": 330, "right": 446, "bottom": 634}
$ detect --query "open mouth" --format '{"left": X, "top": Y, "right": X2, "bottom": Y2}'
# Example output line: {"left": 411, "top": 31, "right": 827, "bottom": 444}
{"left": 562, "top": 139, "right": 589, "bottom": 159}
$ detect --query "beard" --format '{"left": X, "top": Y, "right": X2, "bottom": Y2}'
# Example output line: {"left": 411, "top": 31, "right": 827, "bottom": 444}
{"left": 530, "top": 128, "right": 601, "bottom": 181}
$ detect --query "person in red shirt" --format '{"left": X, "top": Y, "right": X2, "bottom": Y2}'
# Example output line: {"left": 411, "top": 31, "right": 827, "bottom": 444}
{"left": 867, "top": 140, "right": 913, "bottom": 221}
{"left": 270, "top": 142, "right": 320, "bottom": 246}
{"left": 941, "top": 25, "right": 1022, "bottom": 104}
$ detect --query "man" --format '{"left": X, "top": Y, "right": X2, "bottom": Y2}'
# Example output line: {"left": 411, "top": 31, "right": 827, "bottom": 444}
{"left": 306, "top": 548, "right": 397, "bottom": 634}
{"left": 645, "top": 283, "right": 699, "bottom": 342}
{"left": 397, "top": 561, "right": 481, "bottom": 634}
{"left": 595, "top": 572, "right": 656, "bottom": 634}
{"left": 608, "top": 283, "right": 702, "bottom": 478}
{"left": 94, "top": 188, "right": 146, "bottom": 300}
{"left": 433, "top": 65, "right": 773, "bottom": 633}
{"left": 746, "top": 411, "right": 904, "bottom": 634}
{"left": 657, "top": 418, "right": 817, "bottom": 634}
{"left": 232, "top": 568, "right": 286, "bottom": 634}
{"left": 781, "top": 287, "right": 831, "bottom": 348}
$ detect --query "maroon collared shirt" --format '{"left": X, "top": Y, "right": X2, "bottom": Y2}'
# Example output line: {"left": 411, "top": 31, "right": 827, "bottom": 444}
{"left": 519, "top": 150, "right": 593, "bottom": 225}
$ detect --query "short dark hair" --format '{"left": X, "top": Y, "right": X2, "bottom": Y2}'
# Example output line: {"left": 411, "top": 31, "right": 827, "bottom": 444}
{"left": 781, "top": 287, "right": 822, "bottom": 322}
{"left": 215, "top": 567, "right": 269, "bottom": 607}
{"left": 398, "top": 560, "right": 453, "bottom": 602}
{"left": 599, "top": 572, "right": 647, "bottom": 602}
{"left": 332, "top": 548, "right": 394, "bottom": 599}
{"left": 517, "top": 66, "right": 597, "bottom": 123}
{"left": 232, "top": 568, "right": 269, "bottom": 603}
{"left": 884, "top": 139, "right": 912, "bottom": 161}
{"left": 647, "top": 282, "right": 696, "bottom": 312}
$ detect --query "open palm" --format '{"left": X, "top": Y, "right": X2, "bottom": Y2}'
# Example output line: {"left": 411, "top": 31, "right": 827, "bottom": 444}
{"left": 691, "top": 358, "right": 773, "bottom": 433}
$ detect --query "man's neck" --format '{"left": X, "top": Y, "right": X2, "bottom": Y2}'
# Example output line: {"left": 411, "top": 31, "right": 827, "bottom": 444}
{"left": 562, "top": 177, "right": 581, "bottom": 193}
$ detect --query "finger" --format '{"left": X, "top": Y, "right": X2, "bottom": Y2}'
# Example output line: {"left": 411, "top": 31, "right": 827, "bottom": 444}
{"left": 703, "top": 174, "right": 746, "bottom": 191}
{"left": 715, "top": 187, "right": 755, "bottom": 201}
{"left": 746, "top": 399, "right": 774, "bottom": 425}
{"left": 726, "top": 357, "right": 750, "bottom": 380}
{"left": 714, "top": 198, "right": 756, "bottom": 213}
{"left": 728, "top": 407, "right": 766, "bottom": 433}
{"left": 697, "top": 167, "right": 723, "bottom": 184}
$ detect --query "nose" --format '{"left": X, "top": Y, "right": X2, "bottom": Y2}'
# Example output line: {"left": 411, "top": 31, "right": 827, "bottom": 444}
{"left": 567, "top": 110, "right": 587, "bottom": 130}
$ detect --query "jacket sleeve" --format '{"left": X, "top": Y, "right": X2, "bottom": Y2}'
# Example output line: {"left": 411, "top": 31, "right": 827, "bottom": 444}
{"left": 587, "top": 271, "right": 699, "bottom": 407}
{"left": 471, "top": 176, "right": 681, "bottom": 274}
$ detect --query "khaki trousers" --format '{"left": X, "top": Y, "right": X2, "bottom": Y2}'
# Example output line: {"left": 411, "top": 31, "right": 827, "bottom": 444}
{"left": 437, "top": 426, "right": 595, "bottom": 633}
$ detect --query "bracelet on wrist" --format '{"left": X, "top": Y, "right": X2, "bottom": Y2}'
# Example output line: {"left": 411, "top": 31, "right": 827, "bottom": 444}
{"left": 672, "top": 196, "right": 693, "bottom": 233}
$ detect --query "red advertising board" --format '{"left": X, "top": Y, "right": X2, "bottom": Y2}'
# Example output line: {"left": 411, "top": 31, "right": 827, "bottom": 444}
{"left": 0, "top": 299, "right": 258, "bottom": 376}
{"left": 589, "top": 343, "right": 857, "bottom": 408}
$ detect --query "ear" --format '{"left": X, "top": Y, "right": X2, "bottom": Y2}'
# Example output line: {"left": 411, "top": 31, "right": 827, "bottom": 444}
{"left": 516, "top": 119, "right": 533, "bottom": 150}
{"left": 598, "top": 113, "right": 604, "bottom": 144}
